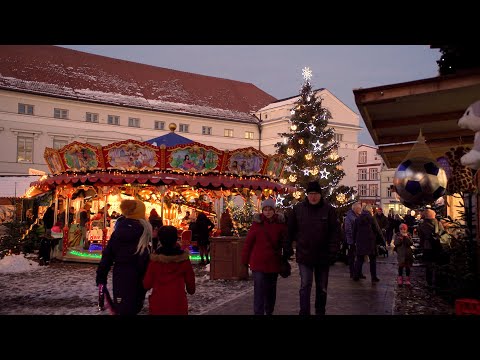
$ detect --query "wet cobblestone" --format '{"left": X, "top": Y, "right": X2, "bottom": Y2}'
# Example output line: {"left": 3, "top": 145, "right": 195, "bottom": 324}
{"left": 393, "top": 265, "right": 455, "bottom": 315}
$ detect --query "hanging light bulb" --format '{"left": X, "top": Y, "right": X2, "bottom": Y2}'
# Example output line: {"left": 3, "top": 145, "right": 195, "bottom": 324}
{"left": 288, "top": 174, "right": 297, "bottom": 182}
{"left": 287, "top": 148, "right": 295, "bottom": 156}
{"left": 298, "top": 139, "right": 304, "bottom": 144}
{"left": 305, "top": 153, "right": 312, "bottom": 160}
{"left": 290, "top": 124, "right": 297, "bottom": 131}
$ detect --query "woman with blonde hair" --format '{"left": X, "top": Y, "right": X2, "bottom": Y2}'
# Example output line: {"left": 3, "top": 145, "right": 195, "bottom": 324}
{"left": 96, "top": 199, "right": 152, "bottom": 315}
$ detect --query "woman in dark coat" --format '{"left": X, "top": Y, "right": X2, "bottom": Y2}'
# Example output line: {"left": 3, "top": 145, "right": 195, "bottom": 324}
{"left": 96, "top": 199, "right": 152, "bottom": 315}
{"left": 352, "top": 205, "right": 385, "bottom": 283}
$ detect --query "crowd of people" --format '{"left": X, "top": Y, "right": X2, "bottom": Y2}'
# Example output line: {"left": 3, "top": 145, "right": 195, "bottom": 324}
{"left": 29, "top": 178, "right": 448, "bottom": 316}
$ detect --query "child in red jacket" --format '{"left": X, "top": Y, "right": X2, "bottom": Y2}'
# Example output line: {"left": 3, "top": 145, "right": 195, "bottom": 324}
{"left": 143, "top": 225, "right": 195, "bottom": 315}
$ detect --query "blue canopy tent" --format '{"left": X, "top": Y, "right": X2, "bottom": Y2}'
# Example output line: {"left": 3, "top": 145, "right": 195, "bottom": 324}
{"left": 146, "top": 132, "right": 194, "bottom": 147}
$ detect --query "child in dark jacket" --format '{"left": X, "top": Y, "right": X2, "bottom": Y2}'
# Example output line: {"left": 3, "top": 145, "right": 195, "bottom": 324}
{"left": 143, "top": 226, "right": 195, "bottom": 315}
{"left": 393, "top": 223, "right": 414, "bottom": 286}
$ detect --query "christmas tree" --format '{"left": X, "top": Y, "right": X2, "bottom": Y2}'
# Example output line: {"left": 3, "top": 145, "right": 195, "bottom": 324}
{"left": 274, "top": 67, "right": 356, "bottom": 209}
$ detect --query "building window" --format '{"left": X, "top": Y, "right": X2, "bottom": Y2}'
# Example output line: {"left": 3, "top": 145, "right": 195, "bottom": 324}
{"left": 53, "top": 139, "right": 68, "bottom": 149}
{"left": 86, "top": 112, "right": 99, "bottom": 123}
{"left": 224, "top": 129, "right": 233, "bottom": 137}
{"left": 358, "top": 169, "right": 367, "bottom": 181}
{"left": 154, "top": 121, "right": 165, "bottom": 130}
{"left": 54, "top": 108, "right": 68, "bottom": 119}
{"left": 359, "top": 184, "right": 367, "bottom": 197}
{"left": 17, "top": 136, "right": 33, "bottom": 163}
{"left": 202, "top": 126, "right": 212, "bottom": 135}
{"left": 128, "top": 117, "right": 140, "bottom": 128}
{"left": 369, "top": 168, "right": 378, "bottom": 180}
{"left": 245, "top": 131, "right": 254, "bottom": 139}
{"left": 179, "top": 123, "right": 189, "bottom": 133}
{"left": 369, "top": 184, "right": 378, "bottom": 197}
{"left": 387, "top": 186, "right": 393, "bottom": 198}
{"left": 359, "top": 151, "right": 367, "bottom": 164}
{"left": 108, "top": 115, "right": 120, "bottom": 125}
{"left": 334, "top": 133, "right": 343, "bottom": 142}
{"left": 18, "top": 103, "right": 34, "bottom": 115}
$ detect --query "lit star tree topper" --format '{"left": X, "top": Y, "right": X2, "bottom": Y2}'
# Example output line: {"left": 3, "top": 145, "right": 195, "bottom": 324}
{"left": 274, "top": 67, "right": 357, "bottom": 210}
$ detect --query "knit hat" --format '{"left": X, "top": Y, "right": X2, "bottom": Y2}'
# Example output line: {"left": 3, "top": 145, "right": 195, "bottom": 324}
{"left": 306, "top": 181, "right": 321, "bottom": 194}
{"left": 120, "top": 199, "right": 146, "bottom": 220}
{"left": 261, "top": 198, "right": 276, "bottom": 210}
{"left": 424, "top": 209, "right": 436, "bottom": 220}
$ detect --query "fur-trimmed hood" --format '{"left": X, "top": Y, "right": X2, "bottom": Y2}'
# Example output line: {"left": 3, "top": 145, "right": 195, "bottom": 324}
{"left": 252, "top": 212, "right": 285, "bottom": 224}
{"left": 149, "top": 251, "right": 190, "bottom": 263}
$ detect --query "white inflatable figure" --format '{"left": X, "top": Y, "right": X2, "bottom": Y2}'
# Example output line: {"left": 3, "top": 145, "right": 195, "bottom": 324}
{"left": 458, "top": 101, "right": 480, "bottom": 169}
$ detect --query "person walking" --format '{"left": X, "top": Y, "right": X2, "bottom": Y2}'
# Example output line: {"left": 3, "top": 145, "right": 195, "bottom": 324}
{"left": 344, "top": 202, "right": 363, "bottom": 279}
{"left": 143, "top": 225, "right": 195, "bottom": 315}
{"left": 241, "top": 198, "right": 289, "bottom": 315}
{"left": 393, "top": 223, "right": 414, "bottom": 286}
{"left": 96, "top": 199, "right": 152, "bottom": 315}
{"left": 287, "top": 181, "right": 340, "bottom": 316}
{"left": 352, "top": 205, "right": 385, "bottom": 283}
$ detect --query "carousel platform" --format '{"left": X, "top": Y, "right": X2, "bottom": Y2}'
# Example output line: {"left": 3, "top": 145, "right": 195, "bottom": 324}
{"left": 54, "top": 245, "right": 103, "bottom": 264}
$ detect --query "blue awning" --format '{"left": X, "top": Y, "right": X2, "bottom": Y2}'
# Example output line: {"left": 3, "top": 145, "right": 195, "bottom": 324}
{"left": 146, "top": 132, "right": 194, "bottom": 147}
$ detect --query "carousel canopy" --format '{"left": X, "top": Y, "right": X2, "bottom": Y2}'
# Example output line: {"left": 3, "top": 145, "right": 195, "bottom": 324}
{"left": 28, "top": 139, "right": 292, "bottom": 195}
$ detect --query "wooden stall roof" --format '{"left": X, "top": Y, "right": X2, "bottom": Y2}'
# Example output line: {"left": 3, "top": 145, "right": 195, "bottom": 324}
{"left": 353, "top": 68, "right": 480, "bottom": 168}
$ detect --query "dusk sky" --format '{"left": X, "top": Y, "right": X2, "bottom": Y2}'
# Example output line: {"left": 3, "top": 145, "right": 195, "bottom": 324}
{"left": 60, "top": 45, "right": 441, "bottom": 145}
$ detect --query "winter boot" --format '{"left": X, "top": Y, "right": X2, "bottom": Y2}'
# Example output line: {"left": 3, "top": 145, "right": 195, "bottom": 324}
{"left": 404, "top": 276, "right": 411, "bottom": 286}
{"left": 397, "top": 276, "right": 403, "bottom": 285}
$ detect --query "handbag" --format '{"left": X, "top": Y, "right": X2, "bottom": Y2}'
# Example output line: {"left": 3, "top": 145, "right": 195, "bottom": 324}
{"left": 261, "top": 223, "right": 291, "bottom": 278}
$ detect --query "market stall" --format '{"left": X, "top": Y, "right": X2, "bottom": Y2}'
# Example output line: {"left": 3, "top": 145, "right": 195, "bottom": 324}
{"left": 27, "top": 138, "right": 291, "bottom": 263}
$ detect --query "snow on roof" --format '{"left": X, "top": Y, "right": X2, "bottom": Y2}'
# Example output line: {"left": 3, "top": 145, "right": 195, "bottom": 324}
{"left": 0, "top": 45, "right": 277, "bottom": 123}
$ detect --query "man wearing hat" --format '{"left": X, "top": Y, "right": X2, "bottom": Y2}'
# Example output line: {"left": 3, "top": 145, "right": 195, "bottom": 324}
{"left": 287, "top": 180, "right": 341, "bottom": 315}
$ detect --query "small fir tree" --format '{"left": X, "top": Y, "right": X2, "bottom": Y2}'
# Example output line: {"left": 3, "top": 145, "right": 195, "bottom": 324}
{"left": 274, "top": 67, "right": 356, "bottom": 209}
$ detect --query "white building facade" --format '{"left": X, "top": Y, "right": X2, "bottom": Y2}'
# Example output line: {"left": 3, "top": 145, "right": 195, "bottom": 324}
{"left": 356, "top": 144, "right": 383, "bottom": 206}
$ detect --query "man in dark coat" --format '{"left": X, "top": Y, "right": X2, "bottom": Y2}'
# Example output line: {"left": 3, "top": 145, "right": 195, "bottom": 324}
{"left": 287, "top": 181, "right": 340, "bottom": 316}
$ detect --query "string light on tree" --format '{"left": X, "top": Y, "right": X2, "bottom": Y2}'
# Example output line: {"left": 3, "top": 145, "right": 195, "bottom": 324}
{"left": 319, "top": 168, "right": 330, "bottom": 179}
{"left": 274, "top": 66, "right": 357, "bottom": 210}
{"left": 313, "top": 140, "right": 323, "bottom": 152}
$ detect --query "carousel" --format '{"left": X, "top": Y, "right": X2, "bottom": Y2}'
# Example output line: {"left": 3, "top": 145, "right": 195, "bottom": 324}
{"left": 26, "top": 126, "right": 291, "bottom": 263}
